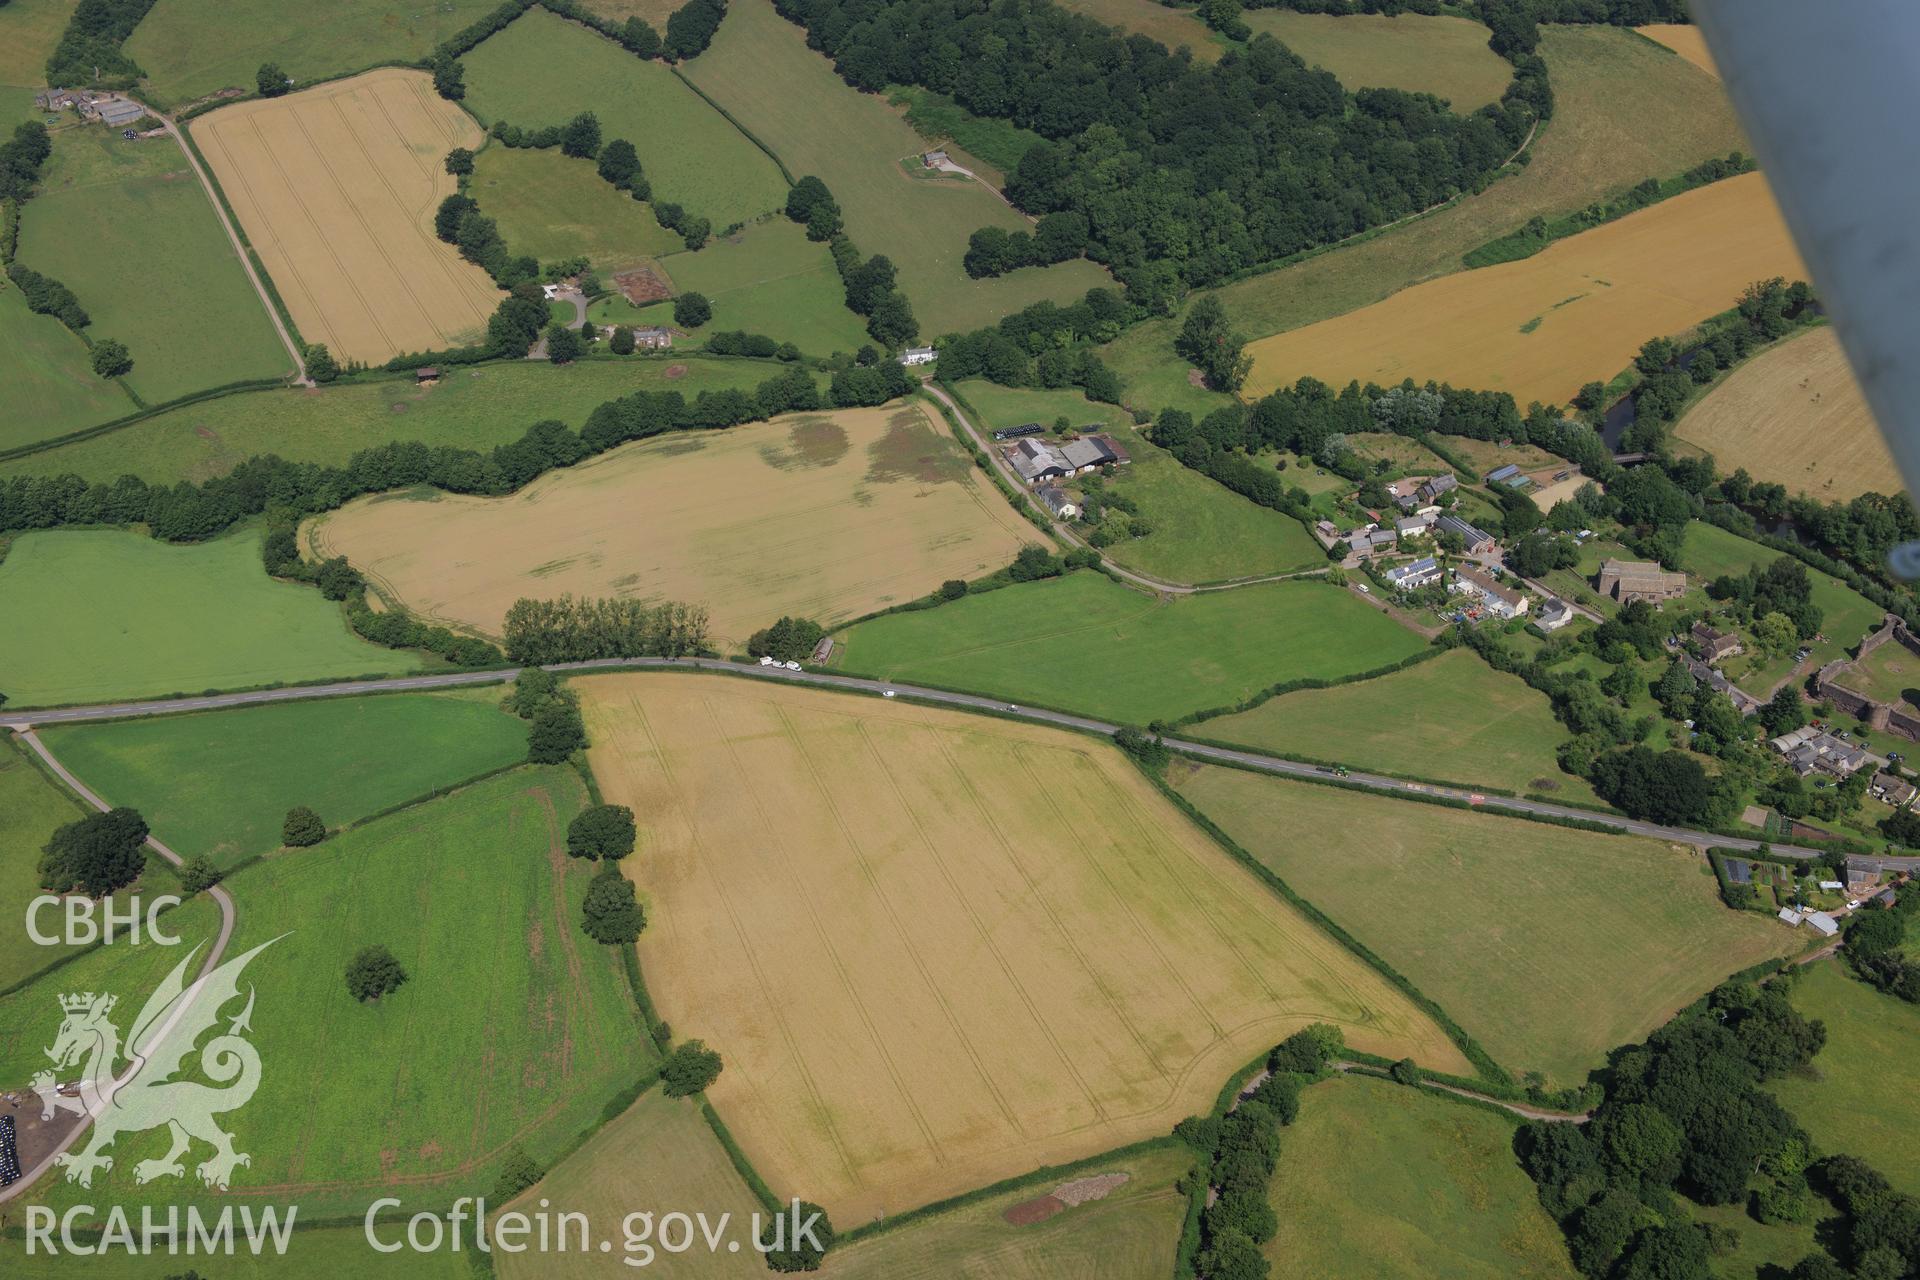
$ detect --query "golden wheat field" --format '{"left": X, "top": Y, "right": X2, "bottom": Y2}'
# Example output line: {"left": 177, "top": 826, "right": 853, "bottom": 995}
{"left": 193, "top": 68, "right": 501, "bottom": 363}
{"left": 577, "top": 673, "right": 1467, "bottom": 1223}
{"left": 1639, "top": 23, "right": 1719, "bottom": 77}
{"left": 305, "top": 404, "right": 1031, "bottom": 648}
{"left": 1676, "top": 327, "right": 1894, "bottom": 500}
{"left": 1244, "top": 172, "right": 1807, "bottom": 407}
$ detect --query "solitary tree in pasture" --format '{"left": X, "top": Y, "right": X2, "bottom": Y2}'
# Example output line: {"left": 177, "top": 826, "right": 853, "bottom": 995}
{"left": 256, "top": 63, "right": 289, "bottom": 97}
{"left": 673, "top": 292, "right": 711, "bottom": 327}
{"left": 444, "top": 147, "right": 474, "bottom": 176}
{"left": 345, "top": 945, "right": 407, "bottom": 1002}
{"left": 39, "top": 808, "right": 149, "bottom": 897}
{"left": 596, "top": 139, "right": 639, "bottom": 188}
{"left": 283, "top": 806, "right": 326, "bottom": 847}
{"left": 560, "top": 112, "right": 602, "bottom": 159}
{"left": 89, "top": 339, "right": 132, "bottom": 378}
{"left": 302, "top": 343, "right": 338, "bottom": 383}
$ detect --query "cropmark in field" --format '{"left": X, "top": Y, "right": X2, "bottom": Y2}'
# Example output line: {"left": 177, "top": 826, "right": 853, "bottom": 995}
{"left": 192, "top": 68, "right": 502, "bottom": 364}
{"left": 305, "top": 403, "right": 1031, "bottom": 649}
{"left": 579, "top": 673, "right": 1467, "bottom": 1222}
{"left": 1242, "top": 172, "right": 1807, "bottom": 407}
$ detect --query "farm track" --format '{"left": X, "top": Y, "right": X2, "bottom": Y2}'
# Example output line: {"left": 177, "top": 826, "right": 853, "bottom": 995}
{"left": 1, "top": 658, "right": 1862, "bottom": 864}
{"left": 0, "top": 729, "right": 239, "bottom": 1206}
{"left": 151, "top": 109, "right": 308, "bottom": 387}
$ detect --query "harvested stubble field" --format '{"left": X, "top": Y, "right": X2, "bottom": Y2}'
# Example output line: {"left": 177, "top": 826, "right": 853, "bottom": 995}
{"left": 496, "top": 1089, "right": 766, "bottom": 1280}
{"left": 40, "top": 689, "right": 528, "bottom": 868}
{"left": 126, "top": 0, "right": 500, "bottom": 108}
{"left": 25, "top": 767, "right": 645, "bottom": 1219}
{"left": 1674, "top": 327, "right": 1893, "bottom": 500}
{"left": 1098, "top": 25, "right": 1748, "bottom": 416}
{"left": 0, "top": 358, "right": 797, "bottom": 485}
{"left": 1638, "top": 23, "right": 1719, "bottom": 77}
{"left": 1173, "top": 763, "right": 1799, "bottom": 1086}
{"left": 579, "top": 674, "right": 1466, "bottom": 1222}
{"left": 193, "top": 68, "right": 501, "bottom": 364}
{"left": 0, "top": 527, "right": 416, "bottom": 708}
{"left": 462, "top": 8, "right": 789, "bottom": 229}
{"left": 1243, "top": 11, "right": 1513, "bottom": 110}
{"left": 19, "top": 126, "right": 289, "bottom": 405}
{"left": 306, "top": 403, "right": 1031, "bottom": 649}
{"left": 1243, "top": 172, "right": 1807, "bottom": 407}
{"left": 471, "top": 144, "right": 681, "bottom": 274}
{"left": 1265, "top": 1075, "right": 1576, "bottom": 1280}
{"left": 681, "top": 0, "right": 1113, "bottom": 334}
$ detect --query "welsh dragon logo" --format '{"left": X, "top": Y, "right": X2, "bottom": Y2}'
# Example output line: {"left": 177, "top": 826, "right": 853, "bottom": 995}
{"left": 33, "top": 938, "right": 280, "bottom": 1190}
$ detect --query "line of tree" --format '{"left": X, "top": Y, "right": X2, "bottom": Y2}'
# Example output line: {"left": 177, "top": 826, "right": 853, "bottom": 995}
{"left": 0, "top": 358, "right": 904, "bottom": 558}
{"left": 43, "top": 0, "right": 158, "bottom": 87}
{"left": 785, "top": 176, "right": 920, "bottom": 351}
{"left": 0, "top": 120, "right": 51, "bottom": 204}
{"left": 502, "top": 596, "right": 710, "bottom": 664}
{"left": 930, "top": 288, "right": 1130, "bottom": 403}
{"left": 1842, "top": 882, "right": 1920, "bottom": 1003}
{"left": 746, "top": 616, "right": 824, "bottom": 662}
{"left": 705, "top": 329, "right": 801, "bottom": 360}
{"left": 1517, "top": 971, "right": 1836, "bottom": 1280}
{"left": 770, "top": 0, "right": 1534, "bottom": 291}
{"left": 6, "top": 261, "right": 89, "bottom": 333}
{"left": 508, "top": 667, "right": 589, "bottom": 762}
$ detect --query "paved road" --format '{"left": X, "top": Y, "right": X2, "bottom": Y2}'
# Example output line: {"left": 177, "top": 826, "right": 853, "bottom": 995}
{"left": 0, "top": 730, "right": 238, "bottom": 1207}
{"left": 150, "top": 106, "right": 309, "bottom": 388}
{"left": 1, "top": 658, "right": 1859, "bottom": 861}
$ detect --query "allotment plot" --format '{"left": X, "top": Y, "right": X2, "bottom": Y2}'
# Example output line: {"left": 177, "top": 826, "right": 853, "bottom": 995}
{"left": 1244, "top": 173, "right": 1807, "bottom": 406}
{"left": 306, "top": 404, "right": 1031, "bottom": 648}
{"left": 193, "top": 68, "right": 501, "bottom": 363}
{"left": 579, "top": 674, "right": 1467, "bottom": 1222}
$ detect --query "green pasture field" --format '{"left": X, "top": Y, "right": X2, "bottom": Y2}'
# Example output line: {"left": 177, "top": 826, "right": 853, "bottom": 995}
{"left": 681, "top": 0, "right": 1113, "bottom": 334}
{"left": 1678, "top": 521, "right": 1882, "bottom": 691}
{"left": 1345, "top": 432, "right": 1457, "bottom": 477}
{"left": 0, "top": 733, "right": 92, "bottom": 989}
{"left": 1098, "top": 24, "right": 1747, "bottom": 417}
{"left": 0, "top": 894, "right": 224, "bottom": 1084}
{"left": 1, "top": 357, "right": 797, "bottom": 485}
{"left": 1196, "top": 646, "right": 1601, "bottom": 803}
{"left": 1244, "top": 11, "right": 1512, "bottom": 111}
{"left": 18, "top": 127, "right": 288, "bottom": 405}
{"left": 0, "top": 0, "right": 72, "bottom": 92}
{"left": 1265, "top": 1074, "right": 1576, "bottom": 1280}
{"left": 0, "top": 278, "right": 135, "bottom": 451}
{"left": 40, "top": 689, "right": 527, "bottom": 868}
{"left": 1770, "top": 959, "right": 1920, "bottom": 1195}
{"left": 0, "top": 527, "right": 417, "bottom": 708}
{"left": 1053, "top": 0, "right": 1222, "bottom": 58}
{"left": 828, "top": 1143, "right": 1194, "bottom": 1280}
{"left": 5, "top": 1227, "right": 475, "bottom": 1279}
{"left": 832, "top": 571, "right": 1427, "bottom": 724}
{"left": 950, "top": 380, "right": 1324, "bottom": 581}
{"left": 587, "top": 217, "right": 869, "bottom": 353}
{"left": 579, "top": 0, "right": 680, "bottom": 25}
{"left": 885, "top": 84, "right": 1045, "bottom": 179}
{"left": 125, "top": 0, "right": 500, "bottom": 108}
{"left": 496, "top": 1089, "right": 766, "bottom": 1280}
{"left": 472, "top": 143, "right": 681, "bottom": 273}
{"left": 1833, "top": 637, "right": 1920, "bottom": 710}
{"left": 1687, "top": 1197, "right": 1821, "bottom": 1280}
{"left": 463, "top": 8, "right": 788, "bottom": 228}
{"left": 28, "top": 767, "right": 645, "bottom": 1220}
{"left": 1172, "top": 763, "right": 1799, "bottom": 1085}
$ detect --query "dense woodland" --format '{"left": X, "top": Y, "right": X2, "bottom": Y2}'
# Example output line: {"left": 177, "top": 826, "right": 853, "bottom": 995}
{"left": 773, "top": 0, "right": 1534, "bottom": 291}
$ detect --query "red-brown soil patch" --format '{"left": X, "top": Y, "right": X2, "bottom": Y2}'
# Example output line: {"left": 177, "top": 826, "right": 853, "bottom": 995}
{"left": 614, "top": 263, "right": 673, "bottom": 305}
{"left": 1003, "top": 1193, "right": 1066, "bottom": 1226}
{"left": 663, "top": 363, "right": 688, "bottom": 379}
